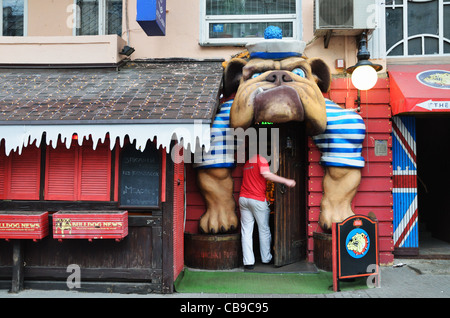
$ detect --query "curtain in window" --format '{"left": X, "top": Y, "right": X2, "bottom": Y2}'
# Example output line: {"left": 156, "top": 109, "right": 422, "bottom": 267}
{"left": 206, "top": 0, "right": 296, "bottom": 40}
{"left": 209, "top": 22, "right": 293, "bottom": 39}
{"left": 206, "top": 0, "right": 296, "bottom": 15}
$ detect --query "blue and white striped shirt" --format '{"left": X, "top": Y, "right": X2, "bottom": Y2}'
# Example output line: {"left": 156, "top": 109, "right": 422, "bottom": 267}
{"left": 195, "top": 98, "right": 365, "bottom": 169}
{"left": 312, "top": 99, "right": 366, "bottom": 168}
{"left": 193, "top": 99, "right": 236, "bottom": 169}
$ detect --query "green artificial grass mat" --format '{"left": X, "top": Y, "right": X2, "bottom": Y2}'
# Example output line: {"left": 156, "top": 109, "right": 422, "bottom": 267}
{"left": 174, "top": 269, "right": 368, "bottom": 294}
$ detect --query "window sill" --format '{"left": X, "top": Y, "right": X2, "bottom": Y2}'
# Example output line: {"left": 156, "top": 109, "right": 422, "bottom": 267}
{"left": 0, "top": 35, "right": 127, "bottom": 66}
{"left": 387, "top": 55, "right": 450, "bottom": 65}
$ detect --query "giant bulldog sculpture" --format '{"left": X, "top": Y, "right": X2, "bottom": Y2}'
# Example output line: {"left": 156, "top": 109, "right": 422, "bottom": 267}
{"left": 194, "top": 28, "right": 365, "bottom": 234}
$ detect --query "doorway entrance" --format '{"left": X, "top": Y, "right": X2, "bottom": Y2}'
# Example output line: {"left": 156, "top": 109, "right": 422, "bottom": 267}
{"left": 416, "top": 116, "right": 450, "bottom": 258}
{"left": 250, "top": 122, "right": 308, "bottom": 268}
{"left": 273, "top": 122, "right": 308, "bottom": 266}
{"left": 393, "top": 115, "right": 450, "bottom": 258}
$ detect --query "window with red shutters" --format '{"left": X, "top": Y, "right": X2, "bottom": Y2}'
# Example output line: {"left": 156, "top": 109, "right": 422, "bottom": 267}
{"left": 79, "top": 143, "right": 111, "bottom": 201}
{"left": 0, "top": 143, "right": 41, "bottom": 200}
{"left": 45, "top": 143, "right": 78, "bottom": 201}
{"left": 0, "top": 148, "right": 5, "bottom": 198}
{"left": 45, "top": 139, "right": 111, "bottom": 201}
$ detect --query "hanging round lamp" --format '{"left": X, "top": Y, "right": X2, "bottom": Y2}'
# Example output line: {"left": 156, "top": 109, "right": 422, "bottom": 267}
{"left": 346, "top": 32, "right": 383, "bottom": 91}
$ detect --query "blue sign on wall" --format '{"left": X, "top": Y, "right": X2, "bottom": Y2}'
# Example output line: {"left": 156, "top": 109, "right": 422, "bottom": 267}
{"left": 137, "top": 0, "right": 166, "bottom": 36}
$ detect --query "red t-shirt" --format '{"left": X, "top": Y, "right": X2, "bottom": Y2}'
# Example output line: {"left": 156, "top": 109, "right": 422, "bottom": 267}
{"left": 240, "top": 155, "right": 270, "bottom": 202}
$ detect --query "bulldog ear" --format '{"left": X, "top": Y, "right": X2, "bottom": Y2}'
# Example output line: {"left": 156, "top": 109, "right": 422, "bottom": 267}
{"left": 308, "top": 58, "right": 331, "bottom": 93}
{"left": 222, "top": 58, "right": 247, "bottom": 97}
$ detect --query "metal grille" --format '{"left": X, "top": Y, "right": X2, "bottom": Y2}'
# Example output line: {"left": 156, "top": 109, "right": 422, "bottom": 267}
{"left": 76, "top": 0, "right": 122, "bottom": 36}
{"left": 77, "top": 0, "right": 99, "bottom": 35}
{"left": 206, "top": 0, "right": 296, "bottom": 15}
{"left": 106, "top": 0, "right": 122, "bottom": 36}
{"left": 317, "top": 0, "right": 353, "bottom": 28}
{"left": 2, "top": 0, "right": 24, "bottom": 36}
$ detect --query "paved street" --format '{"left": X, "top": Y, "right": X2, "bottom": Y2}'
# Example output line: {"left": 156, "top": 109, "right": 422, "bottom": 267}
{"left": 0, "top": 259, "right": 448, "bottom": 299}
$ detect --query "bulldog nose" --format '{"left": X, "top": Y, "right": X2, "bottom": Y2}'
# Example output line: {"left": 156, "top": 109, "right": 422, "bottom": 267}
{"left": 265, "top": 71, "right": 293, "bottom": 84}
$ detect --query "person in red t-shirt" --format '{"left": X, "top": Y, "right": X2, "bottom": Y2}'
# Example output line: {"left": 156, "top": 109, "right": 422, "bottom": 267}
{"left": 239, "top": 154, "right": 296, "bottom": 269}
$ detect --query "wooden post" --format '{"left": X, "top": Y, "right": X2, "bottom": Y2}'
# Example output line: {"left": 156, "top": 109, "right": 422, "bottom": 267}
{"left": 11, "top": 240, "right": 24, "bottom": 293}
{"left": 332, "top": 223, "right": 339, "bottom": 292}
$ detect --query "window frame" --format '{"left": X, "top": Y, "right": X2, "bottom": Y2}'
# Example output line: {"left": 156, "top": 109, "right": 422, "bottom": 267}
{"left": 73, "top": 0, "right": 122, "bottom": 36}
{"left": 383, "top": 0, "right": 450, "bottom": 58}
{"left": 199, "top": 0, "right": 303, "bottom": 46}
{"left": 0, "top": 0, "right": 28, "bottom": 36}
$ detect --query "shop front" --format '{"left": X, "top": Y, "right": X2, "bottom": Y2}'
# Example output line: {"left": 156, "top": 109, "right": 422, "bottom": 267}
{"left": 185, "top": 75, "right": 395, "bottom": 267}
{"left": 389, "top": 64, "right": 450, "bottom": 257}
{"left": 0, "top": 61, "right": 222, "bottom": 293}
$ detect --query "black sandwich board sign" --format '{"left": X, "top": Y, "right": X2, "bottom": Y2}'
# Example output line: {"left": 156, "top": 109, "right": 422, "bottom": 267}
{"left": 332, "top": 215, "right": 379, "bottom": 292}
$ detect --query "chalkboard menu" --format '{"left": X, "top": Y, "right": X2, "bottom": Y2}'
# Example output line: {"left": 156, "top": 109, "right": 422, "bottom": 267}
{"left": 119, "top": 143, "right": 161, "bottom": 208}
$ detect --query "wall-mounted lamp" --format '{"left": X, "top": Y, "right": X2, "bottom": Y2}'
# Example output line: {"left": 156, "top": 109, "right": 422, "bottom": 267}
{"left": 346, "top": 32, "right": 383, "bottom": 111}
{"left": 119, "top": 45, "right": 135, "bottom": 56}
{"left": 346, "top": 32, "right": 382, "bottom": 91}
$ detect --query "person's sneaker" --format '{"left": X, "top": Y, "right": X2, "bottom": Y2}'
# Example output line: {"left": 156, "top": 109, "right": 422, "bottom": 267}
{"left": 244, "top": 264, "right": 254, "bottom": 270}
{"left": 263, "top": 259, "right": 274, "bottom": 265}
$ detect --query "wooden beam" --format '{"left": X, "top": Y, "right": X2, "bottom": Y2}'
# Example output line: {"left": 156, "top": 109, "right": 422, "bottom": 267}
{"left": 11, "top": 240, "right": 24, "bottom": 293}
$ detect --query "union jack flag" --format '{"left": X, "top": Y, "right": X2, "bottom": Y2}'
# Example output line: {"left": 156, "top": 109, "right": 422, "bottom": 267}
{"left": 392, "top": 116, "right": 418, "bottom": 248}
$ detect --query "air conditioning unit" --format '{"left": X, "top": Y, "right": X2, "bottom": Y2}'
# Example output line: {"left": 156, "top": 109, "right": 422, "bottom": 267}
{"left": 314, "top": 0, "right": 377, "bottom": 37}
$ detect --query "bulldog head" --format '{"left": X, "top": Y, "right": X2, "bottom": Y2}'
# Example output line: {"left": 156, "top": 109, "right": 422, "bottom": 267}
{"left": 224, "top": 56, "right": 331, "bottom": 135}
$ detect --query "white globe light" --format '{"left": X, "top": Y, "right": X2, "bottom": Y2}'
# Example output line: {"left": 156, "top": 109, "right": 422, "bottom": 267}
{"left": 351, "top": 65, "right": 378, "bottom": 90}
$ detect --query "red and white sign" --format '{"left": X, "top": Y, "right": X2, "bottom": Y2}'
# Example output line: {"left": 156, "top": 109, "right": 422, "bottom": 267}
{"left": 389, "top": 65, "right": 450, "bottom": 115}
{"left": 0, "top": 212, "right": 49, "bottom": 241}
{"left": 53, "top": 211, "right": 128, "bottom": 241}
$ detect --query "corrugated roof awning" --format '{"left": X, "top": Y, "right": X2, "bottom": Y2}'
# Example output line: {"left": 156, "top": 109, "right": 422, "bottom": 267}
{"left": 389, "top": 64, "right": 450, "bottom": 116}
{"left": 0, "top": 61, "right": 223, "bottom": 155}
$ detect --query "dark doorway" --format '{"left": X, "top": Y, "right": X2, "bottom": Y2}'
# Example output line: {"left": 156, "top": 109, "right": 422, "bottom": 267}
{"left": 416, "top": 116, "right": 450, "bottom": 258}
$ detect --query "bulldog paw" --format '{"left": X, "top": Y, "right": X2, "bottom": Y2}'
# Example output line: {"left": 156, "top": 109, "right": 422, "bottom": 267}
{"left": 318, "top": 208, "right": 355, "bottom": 231}
{"left": 199, "top": 209, "right": 238, "bottom": 234}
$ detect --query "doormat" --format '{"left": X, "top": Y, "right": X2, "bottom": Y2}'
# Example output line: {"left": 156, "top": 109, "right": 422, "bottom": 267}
{"left": 174, "top": 269, "right": 368, "bottom": 295}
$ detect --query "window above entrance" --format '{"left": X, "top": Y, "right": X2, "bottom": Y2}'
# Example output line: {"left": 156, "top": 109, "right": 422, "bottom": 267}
{"left": 74, "top": 0, "right": 122, "bottom": 36}
{"left": 199, "top": 0, "right": 302, "bottom": 46}
{"left": 1, "top": 0, "right": 26, "bottom": 36}
{"left": 385, "top": 0, "right": 450, "bottom": 57}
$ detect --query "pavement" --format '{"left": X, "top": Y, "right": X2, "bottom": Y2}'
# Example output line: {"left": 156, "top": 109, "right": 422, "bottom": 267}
{"left": 0, "top": 258, "right": 448, "bottom": 299}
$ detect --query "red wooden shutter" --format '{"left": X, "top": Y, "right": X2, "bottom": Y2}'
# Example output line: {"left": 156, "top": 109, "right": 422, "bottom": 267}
{"left": 45, "top": 139, "right": 112, "bottom": 201}
{"left": 0, "top": 145, "right": 6, "bottom": 199}
{"left": 173, "top": 150, "right": 185, "bottom": 279}
{"left": 79, "top": 143, "right": 111, "bottom": 201}
{"left": 45, "top": 144, "right": 78, "bottom": 201}
{"left": 8, "top": 146, "right": 41, "bottom": 200}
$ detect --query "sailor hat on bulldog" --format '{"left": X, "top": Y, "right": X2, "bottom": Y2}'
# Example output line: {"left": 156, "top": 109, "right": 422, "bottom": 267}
{"left": 246, "top": 26, "right": 306, "bottom": 60}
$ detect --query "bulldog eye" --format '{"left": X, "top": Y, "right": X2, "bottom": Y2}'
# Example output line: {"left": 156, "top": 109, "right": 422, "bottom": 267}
{"left": 251, "top": 72, "right": 262, "bottom": 79}
{"left": 292, "top": 68, "right": 306, "bottom": 78}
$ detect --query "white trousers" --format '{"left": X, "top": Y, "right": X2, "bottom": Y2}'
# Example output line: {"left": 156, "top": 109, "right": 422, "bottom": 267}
{"left": 239, "top": 196, "right": 272, "bottom": 265}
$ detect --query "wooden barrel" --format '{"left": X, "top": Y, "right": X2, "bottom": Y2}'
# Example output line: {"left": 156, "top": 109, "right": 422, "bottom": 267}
{"left": 184, "top": 232, "right": 241, "bottom": 270}
{"left": 313, "top": 232, "right": 332, "bottom": 271}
